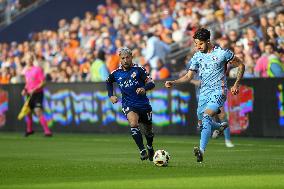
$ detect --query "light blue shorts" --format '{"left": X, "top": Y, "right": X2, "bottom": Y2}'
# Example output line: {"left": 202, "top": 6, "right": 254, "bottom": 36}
{"left": 197, "top": 91, "right": 226, "bottom": 120}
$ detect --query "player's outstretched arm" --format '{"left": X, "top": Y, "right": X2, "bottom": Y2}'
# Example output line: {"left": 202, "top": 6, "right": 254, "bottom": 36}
{"left": 165, "top": 70, "right": 195, "bottom": 88}
{"left": 229, "top": 56, "right": 245, "bottom": 95}
{"left": 106, "top": 74, "right": 118, "bottom": 104}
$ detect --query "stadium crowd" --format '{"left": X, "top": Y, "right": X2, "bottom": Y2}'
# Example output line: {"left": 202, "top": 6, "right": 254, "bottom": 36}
{"left": 0, "top": 0, "right": 283, "bottom": 84}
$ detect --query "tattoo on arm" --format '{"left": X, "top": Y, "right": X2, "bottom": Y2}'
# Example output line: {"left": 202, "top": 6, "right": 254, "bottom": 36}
{"left": 229, "top": 56, "right": 245, "bottom": 85}
{"left": 235, "top": 64, "right": 245, "bottom": 84}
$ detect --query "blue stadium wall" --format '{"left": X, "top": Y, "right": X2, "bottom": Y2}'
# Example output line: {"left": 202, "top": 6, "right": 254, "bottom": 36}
{"left": 0, "top": 79, "right": 284, "bottom": 137}
{"left": 0, "top": 0, "right": 118, "bottom": 42}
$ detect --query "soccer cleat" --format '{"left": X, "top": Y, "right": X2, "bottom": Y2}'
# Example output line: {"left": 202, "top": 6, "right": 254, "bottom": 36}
{"left": 147, "top": 146, "right": 154, "bottom": 161}
{"left": 225, "top": 140, "right": 235, "bottom": 148}
{"left": 193, "top": 147, "right": 203, "bottom": 163}
{"left": 212, "top": 122, "right": 228, "bottom": 139}
{"left": 140, "top": 149, "right": 148, "bottom": 161}
{"left": 24, "top": 131, "right": 34, "bottom": 137}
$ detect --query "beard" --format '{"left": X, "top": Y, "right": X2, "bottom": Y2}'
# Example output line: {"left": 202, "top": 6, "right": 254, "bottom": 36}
{"left": 122, "top": 62, "right": 131, "bottom": 70}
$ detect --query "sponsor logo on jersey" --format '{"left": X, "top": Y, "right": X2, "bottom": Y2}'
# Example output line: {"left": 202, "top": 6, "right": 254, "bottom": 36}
{"left": 212, "top": 56, "right": 218, "bottom": 61}
{"left": 131, "top": 72, "right": 136, "bottom": 78}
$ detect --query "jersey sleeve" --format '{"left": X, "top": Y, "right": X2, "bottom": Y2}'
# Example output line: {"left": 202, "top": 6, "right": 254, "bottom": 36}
{"left": 138, "top": 66, "right": 151, "bottom": 82}
{"left": 106, "top": 72, "right": 116, "bottom": 97}
{"left": 188, "top": 54, "right": 199, "bottom": 72}
{"left": 106, "top": 72, "right": 115, "bottom": 83}
{"left": 224, "top": 49, "right": 234, "bottom": 63}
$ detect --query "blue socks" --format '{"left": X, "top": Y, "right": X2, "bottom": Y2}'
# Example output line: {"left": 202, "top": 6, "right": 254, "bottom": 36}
{"left": 131, "top": 127, "right": 145, "bottom": 151}
{"left": 211, "top": 119, "right": 222, "bottom": 131}
{"left": 200, "top": 114, "right": 213, "bottom": 153}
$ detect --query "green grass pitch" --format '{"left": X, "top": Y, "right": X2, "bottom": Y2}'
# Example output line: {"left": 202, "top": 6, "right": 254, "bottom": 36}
{"left": 0, "top": 133, "right": 283, "bottom": 189}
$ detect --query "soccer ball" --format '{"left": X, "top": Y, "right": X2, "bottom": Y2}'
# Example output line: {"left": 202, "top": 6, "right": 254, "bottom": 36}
{"left": 153, "top": 150, "right": 171, "bottom": 167}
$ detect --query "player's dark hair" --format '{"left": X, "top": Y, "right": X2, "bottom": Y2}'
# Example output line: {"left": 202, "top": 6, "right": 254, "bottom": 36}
{"left": 193, "top": 28, "right": 211, "bottom": 41}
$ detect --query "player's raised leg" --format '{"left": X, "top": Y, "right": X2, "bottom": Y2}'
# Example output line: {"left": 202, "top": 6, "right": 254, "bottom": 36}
{"left": 127, "top": 111, "right": 148, "bottom": 160}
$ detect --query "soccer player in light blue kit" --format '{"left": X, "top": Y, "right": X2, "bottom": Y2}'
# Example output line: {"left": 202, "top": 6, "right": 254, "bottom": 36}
{"left": 165, "top": 28, "right": 245, "bottom": 162}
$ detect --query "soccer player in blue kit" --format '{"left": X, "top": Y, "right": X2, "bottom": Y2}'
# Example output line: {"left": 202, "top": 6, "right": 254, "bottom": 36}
{"left": 165, "top": 28, "right": 245, "bottom": 162}
{"left": 106, "top": 47, "right": 155, "bottom": 161}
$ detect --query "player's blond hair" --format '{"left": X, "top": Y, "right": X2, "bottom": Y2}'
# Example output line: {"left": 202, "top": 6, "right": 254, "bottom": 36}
{"left": 118, "top": 47, "right": 132, "bottom": 56}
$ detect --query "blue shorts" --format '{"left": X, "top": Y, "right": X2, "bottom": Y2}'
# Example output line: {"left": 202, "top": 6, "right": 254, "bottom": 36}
{"left": 197, "top": 91, "right": 226, "bottom": 120}
{"left": 122, "top": 106, "right": 152, "bottom": 125}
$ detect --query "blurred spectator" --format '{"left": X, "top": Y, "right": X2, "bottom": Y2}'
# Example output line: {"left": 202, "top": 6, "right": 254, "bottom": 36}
{"left": 132, "top": 48, "right": 146, "bottom": 66}
{"left": 57, "top": 69, "right": 69, "bottom": 83}
{"left": 151, "top": 59, "right": 170, "bottom": 80}
{"left": 90, "top": 50, "right": 109, "bottom": 82}
{"left": 161, "top": 9, "right": 174, "bottom": 30}
{"left": 243, "top": 65, "right": 255, "bottom": 78}
{"left": 172, "top": 21, "right": 185, "bottom": 43}
{"left": 129, "top": 7, "right": 142, "bottom": 26}
{"left": 254, "top": 42, "right": 283, "bottom": 77}
{"left": 264, "top": 43, "right": 284, "bottom": 77}
{"left": 214, "top": 10, "right": 226, "bottom": 36}
{"left": 79, "top": 60, "right": 91, "bottom": 81}
{"left": 9, "top": 66, "right": 23, "bottom": 83}
{"left": 0, "top": 67, "right": 11, "bottom": 84}
{"left": 70, "top": 64, "right": 82, "bottom": 82}
{"left": 227, "top": 30, "right": 239, "bottom": 49}
{"left": 267, "top": 11, "right": 277, "bottom": 27}
{"left": 259, "top": 15, "right": 269, "bottom": 40}
{"left": 106, "top": 53, "right": 120, "bottom": 73}
{"left": 142, "top": 32, "right": 171, "bottom": 71}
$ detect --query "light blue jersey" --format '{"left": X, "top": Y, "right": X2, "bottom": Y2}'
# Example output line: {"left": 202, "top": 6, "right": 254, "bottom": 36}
{"left": 188, "top": 46, "right": 234, "bottom": 96}
{"left": 188, "top": 46, "right": 234, "bottom": 119}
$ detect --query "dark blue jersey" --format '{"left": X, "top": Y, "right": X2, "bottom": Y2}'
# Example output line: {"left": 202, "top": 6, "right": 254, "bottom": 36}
{"left": 106, "top": 64, "right": 152, "bottom": 110}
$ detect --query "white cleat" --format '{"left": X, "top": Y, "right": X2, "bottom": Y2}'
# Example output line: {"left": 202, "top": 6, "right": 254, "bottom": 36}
{"left": 225, "top": 140, "right": 235, "bottom": 148}
{"left": 212, "top": 122, "right": 228, "bottom": 139}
